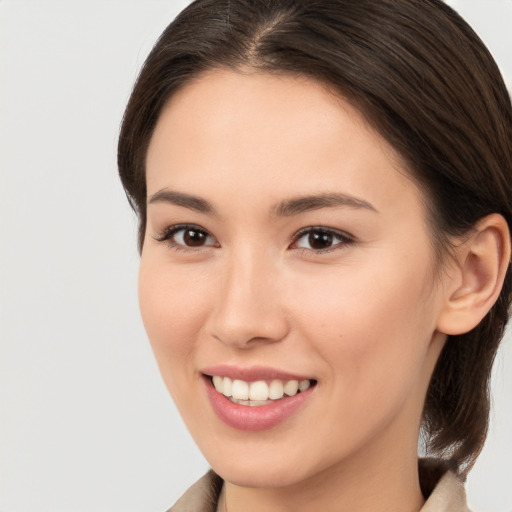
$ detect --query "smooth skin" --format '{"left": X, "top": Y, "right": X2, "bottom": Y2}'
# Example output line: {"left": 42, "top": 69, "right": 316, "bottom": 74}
{"left": 139, "top": 69, "right": 510, "bottom": 512}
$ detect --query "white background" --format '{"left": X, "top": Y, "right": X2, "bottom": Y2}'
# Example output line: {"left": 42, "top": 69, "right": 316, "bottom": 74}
{"left": 0, "top": 1, "right": 511, "bottom": 511}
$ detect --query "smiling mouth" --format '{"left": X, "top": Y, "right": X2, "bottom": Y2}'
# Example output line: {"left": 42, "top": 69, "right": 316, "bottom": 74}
{"left": 209, "top": 375, "right": 316, "bottom": 406}
{"left": 202, "top": 370, "right": 317, "bottom": 430}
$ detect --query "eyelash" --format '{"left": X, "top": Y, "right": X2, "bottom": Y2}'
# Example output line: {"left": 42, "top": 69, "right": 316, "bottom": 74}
{"left": 154, "top": 224, "right": 354, "bottom": 254}
{"left": 291, "top": 227, "right": 355, "bottom": 254}
{"left": 154, "top": 224, "right": 218, "bottom": 251}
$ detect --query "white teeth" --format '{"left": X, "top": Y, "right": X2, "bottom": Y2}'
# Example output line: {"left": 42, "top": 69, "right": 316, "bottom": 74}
{"left": 212, "top": 375, "right": 223, "bottom": 392}
{"left": 249, "top": 381, "right": 269, "bottom": 401}
{"left": 222, "top": 376, "right": 232, "bottom": 397}
{"left": 230, "top": 399, "right": 269, "bottom": 407}
{"left": 269, "top": 380, "right": 284, "bottom": 399}
{"left": 284, "top": 379, "right": 299, "bottom": 396}
{"left": 212, "top": 375, "right": 313, "bottom": 404}
{"left": 299, "top": 379, "right": 311, "bottom": 392}
{"left": 232, "top": 379, "right": 249, "bottom": 400}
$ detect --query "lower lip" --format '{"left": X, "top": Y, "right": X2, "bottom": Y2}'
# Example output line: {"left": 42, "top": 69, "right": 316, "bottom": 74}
{"left": 203, "top": 377, "right": 315, "bottom": 431}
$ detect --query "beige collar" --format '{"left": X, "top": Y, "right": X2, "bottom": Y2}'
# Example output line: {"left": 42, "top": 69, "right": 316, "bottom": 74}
{"left": 420, "top": 470, "right": 471, "bottom": 512}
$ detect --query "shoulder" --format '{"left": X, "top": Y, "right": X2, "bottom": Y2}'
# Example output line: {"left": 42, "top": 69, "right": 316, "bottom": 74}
{"left": 166, "top": 470, "right": 223, "bottom": 512}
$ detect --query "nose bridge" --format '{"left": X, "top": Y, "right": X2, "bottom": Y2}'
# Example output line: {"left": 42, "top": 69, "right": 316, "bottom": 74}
{"left": 210, "top": 244, "right": 288, "bottom": 348}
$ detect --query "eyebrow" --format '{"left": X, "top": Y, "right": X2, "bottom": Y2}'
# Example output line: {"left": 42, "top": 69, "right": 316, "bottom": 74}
{"left": 148, "top": 189, "right": 217, "bottom": 215}
{"left": 147, "top": 189, "right": 377, "bottom": 217}
{"left": 271, "top": 193, "right": 378, "bottom": 217}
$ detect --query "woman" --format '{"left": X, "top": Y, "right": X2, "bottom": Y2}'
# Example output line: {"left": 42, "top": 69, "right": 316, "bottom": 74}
{"left": 118, "top": 0, "right": 512, "bottom": 510}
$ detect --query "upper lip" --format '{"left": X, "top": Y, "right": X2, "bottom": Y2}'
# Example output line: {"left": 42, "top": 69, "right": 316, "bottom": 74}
{"left": 201, "top": 364, "right": 314, "bottom": 382}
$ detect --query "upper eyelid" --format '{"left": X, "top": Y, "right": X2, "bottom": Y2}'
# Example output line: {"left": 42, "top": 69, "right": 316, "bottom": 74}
{"left": 154, "top": 223, "right": 215, "bottom": 243}
{"left": 289, "top": 227, "right": 355, "bottom": 254}
{"left": 291, "top": 226, "right": 354, "bottom": 242}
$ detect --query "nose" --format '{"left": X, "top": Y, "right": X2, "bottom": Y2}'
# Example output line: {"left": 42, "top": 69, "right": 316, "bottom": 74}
{"left": 208, "top": 249, "right": 289, "bottom": 349}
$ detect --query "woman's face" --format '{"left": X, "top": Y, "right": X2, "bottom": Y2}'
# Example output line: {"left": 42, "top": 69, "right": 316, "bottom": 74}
{"left": 140, "top": 69, "right": 450, "bottom": 487}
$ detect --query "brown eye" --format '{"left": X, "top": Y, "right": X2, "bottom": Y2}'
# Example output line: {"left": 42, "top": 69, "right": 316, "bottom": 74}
{"left": 156, "top": 225, "right": 218, "bottom": 249}
{"left": 307, "top": 231, "right": 334, "bottom": 250}
{"left": 182, "top": 229, "right": 208, "bottom": 246}
{"left": 293, "top": 227, "right": 353, "bottom": 252}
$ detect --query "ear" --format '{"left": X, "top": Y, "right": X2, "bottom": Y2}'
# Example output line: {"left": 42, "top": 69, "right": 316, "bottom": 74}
{"left": 436, "top": 214, "right": 511, "bottom": 336}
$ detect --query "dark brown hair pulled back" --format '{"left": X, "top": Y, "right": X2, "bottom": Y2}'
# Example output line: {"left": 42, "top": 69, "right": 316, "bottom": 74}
{"left": 118, "top": 0, "right": 512, "bottom": 477}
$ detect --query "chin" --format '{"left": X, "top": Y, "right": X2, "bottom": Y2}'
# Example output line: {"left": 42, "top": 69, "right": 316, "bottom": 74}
{"left": 211, "top": 456, "right": 316, "bottom": 489}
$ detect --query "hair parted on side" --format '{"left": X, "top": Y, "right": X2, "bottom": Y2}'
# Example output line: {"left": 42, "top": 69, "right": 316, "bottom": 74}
{"left": 118, "top": 0, "right": 512, "bottom": 478}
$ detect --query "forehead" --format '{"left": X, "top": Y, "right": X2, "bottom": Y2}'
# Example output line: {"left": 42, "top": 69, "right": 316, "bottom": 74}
{"left": 146, "top": 69, "right": 422, "bottom": 218}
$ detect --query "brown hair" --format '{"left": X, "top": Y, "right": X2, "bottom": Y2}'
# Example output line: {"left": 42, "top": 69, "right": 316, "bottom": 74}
{"left": 118, "top": 0, "right": 512, "bottom": 476}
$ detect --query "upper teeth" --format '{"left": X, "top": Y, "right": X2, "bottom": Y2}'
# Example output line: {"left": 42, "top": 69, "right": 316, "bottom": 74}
{"left": 212, "top": 376, "right": 311, "bottom": 401}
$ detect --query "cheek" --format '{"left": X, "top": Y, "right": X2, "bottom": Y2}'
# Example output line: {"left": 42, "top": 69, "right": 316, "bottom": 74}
{"left": 288, "top": 257, "right": 437, "bottom": 408}
{"left": 137, "top": 255, "right": 211, "bottom": 389}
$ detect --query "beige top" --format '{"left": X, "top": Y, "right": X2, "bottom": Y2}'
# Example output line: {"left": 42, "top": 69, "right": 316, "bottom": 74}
{"left": 168, "top": 463, "right": 471, "bottom": 512}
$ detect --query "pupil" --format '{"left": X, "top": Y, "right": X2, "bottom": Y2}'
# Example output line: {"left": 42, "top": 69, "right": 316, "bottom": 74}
{"left": 184, "top": 229, "right": 206, "bottom": 246}
{"left": 308, "top": 231, "right": 333, "bottom": 249}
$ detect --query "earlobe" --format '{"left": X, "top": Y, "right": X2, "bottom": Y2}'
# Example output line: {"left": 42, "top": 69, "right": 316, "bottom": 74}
{"left": 436, "top": 214, "right": 511, "bottom": 336}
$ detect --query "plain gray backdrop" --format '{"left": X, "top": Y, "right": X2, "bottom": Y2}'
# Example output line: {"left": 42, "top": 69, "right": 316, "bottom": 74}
{"left": 1, "top": 1, "right": 511, "bottom": 511}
